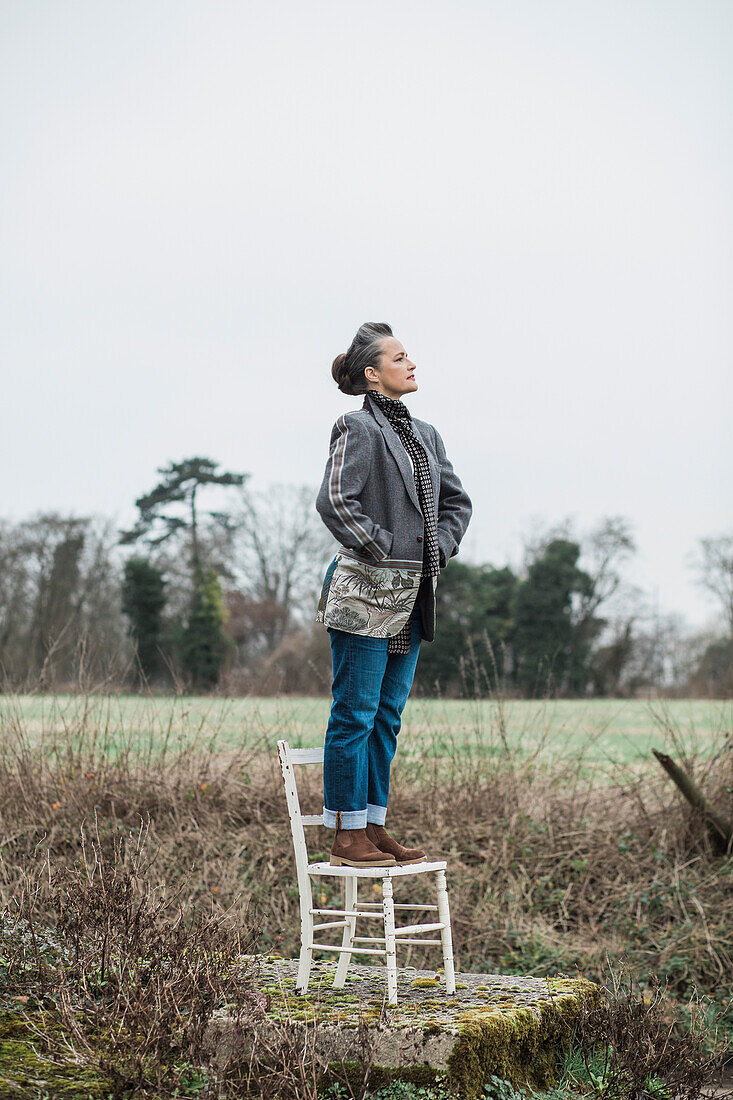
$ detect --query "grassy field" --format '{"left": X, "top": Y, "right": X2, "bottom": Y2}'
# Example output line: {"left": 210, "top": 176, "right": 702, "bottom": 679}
{"left": 2, "top": 693, "right": 730, "bottom": 770}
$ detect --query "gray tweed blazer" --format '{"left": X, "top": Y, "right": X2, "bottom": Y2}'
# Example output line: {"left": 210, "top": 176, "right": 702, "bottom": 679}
{"left": 315, "top": 394, "right": 472, "bottom": 638}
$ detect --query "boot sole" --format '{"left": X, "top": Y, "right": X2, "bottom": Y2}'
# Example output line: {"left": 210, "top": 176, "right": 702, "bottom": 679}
{"left": 330, "top": 855, "right": 396, "bottom": 867}
{"left": 393, "top": 855, "right": 427, "bottom": 865}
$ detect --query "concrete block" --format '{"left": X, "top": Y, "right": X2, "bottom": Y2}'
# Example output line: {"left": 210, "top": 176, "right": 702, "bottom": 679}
{"left": 206, "top": 955, "right": 600, "bottom": 1098}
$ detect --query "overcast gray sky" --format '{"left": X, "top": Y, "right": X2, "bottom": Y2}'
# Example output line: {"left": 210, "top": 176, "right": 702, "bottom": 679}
{"left": 1, "top": 0, "right": 731, "bottom": 632}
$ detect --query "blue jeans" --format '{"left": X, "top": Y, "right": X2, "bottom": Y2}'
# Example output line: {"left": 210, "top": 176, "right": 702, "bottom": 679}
{"left": 323, "top": 608, "right": 422, "bottom": 829}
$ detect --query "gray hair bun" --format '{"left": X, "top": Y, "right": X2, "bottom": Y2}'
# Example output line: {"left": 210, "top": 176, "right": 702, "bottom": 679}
{"left": 331, "top": 322, "right": 393, "bottom": 396}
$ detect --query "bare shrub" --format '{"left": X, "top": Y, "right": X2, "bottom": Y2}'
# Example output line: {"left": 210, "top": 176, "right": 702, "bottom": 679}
{"left": 2, "top": 825, "right": 261, "bottom": 1097}
{"left": 570, "top": 964, "right": 727, "bottom": 1099}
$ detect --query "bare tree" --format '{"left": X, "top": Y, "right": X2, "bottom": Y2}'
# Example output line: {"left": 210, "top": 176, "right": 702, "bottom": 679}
{"left": 77, "top": 516, "right": 131, "bottom": 681}
{"left": 231, "top": 484, "right": 334, "bottom": 651}
{"left": 13, "top": 514, "right": 87, "bottom": 682}
{"left": 0, "top": 514, "right": 129, "bottom": 687}
{"left": 0, "top": 519, "right": 35, "bottom": 667}
{"left": 618, "top": 609, "right": 701, "bottom": 695}
{"left": 576, "top": 516, "right": 637, "bottom": 620}
{"left": 689, "top": 533, "right": 733, "bottom": 636}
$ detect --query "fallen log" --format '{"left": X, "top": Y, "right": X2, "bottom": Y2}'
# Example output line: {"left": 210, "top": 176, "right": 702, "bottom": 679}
{"left": 652, "top": 749, "right": 733, "bottom": 856}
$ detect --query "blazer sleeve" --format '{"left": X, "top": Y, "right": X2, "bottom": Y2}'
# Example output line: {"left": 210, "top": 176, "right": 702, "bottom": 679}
{"left": 431, "top": 424, "right": 473, "bottom": 567}
{"left": 315, "top": 414, "right": 394, "bottom": 561}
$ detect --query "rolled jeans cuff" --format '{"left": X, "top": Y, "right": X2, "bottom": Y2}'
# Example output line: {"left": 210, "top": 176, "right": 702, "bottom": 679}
{"left": 366, "top": 803, "right": 387, "bottom": 825}
{"left": 323, "top": 806, "right": 367, "bottom": 830}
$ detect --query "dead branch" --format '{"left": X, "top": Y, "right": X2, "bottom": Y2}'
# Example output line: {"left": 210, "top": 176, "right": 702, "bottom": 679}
{"left": 652, "top": 749, "right": 733, "bottom": 856}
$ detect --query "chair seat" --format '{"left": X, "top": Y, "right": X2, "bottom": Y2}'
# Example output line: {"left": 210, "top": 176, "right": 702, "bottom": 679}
{"left": 308, "top": 859, "right": 447, "bottom": 878}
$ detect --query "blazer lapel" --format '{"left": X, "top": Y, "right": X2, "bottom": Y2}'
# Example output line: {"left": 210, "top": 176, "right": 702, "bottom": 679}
{"left": 363, "top": 395, "right": 422, "bottom": 512}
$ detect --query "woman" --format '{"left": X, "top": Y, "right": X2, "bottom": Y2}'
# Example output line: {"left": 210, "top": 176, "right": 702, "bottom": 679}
{"left": 315, "top": 322, "right": 472, "bottom": 867}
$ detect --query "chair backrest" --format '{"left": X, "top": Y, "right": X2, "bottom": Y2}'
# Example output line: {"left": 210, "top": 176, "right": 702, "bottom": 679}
{"left": 277, "top": 741, "right": 325, "bottom": 898}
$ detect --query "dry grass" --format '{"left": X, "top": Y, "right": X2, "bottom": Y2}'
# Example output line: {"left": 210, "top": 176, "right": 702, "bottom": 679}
{"left": 0, "top": 689, "right": 731, "bottom": 1096}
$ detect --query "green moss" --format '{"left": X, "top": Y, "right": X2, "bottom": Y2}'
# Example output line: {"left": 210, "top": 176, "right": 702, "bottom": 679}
{"left": 447, "top": 984, "right": 599, "bottom": 1099}
{"left": 411, "top": 978, "right": 441, "bottom": 989}
{"left": 0, "top": 1011, "right": 113, "bottom": 1099}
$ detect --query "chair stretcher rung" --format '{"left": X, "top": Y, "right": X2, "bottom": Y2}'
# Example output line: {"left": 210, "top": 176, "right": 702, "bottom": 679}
{"left": 395, "top": 922, "right": 445, "bottom": 936}
{"left": 346, "top": 925, "right": 446, "bottom": 938}
{"left": 311, "top": 943, "right": 386, "bottom": 956}
{"left": 312, "top": 920, "right": 349, "bottom": 931}
{"left": 310, "top": 909, "right": 381, "bottom": 918}
{"left": 396, "top": 938, "right": 443, "bottom": 946}
{"left": 352, "top": 935, "right": 445, "bottom": 947}
{"left": 356, "top": 902, "right": 439, "bottom": 911}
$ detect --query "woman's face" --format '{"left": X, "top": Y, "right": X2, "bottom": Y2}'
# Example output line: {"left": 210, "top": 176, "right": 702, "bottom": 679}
{"left": 365, "top": 337, "right": 417, "bottom": 400}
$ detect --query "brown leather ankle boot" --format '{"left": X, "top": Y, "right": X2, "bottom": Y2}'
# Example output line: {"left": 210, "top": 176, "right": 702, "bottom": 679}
{"left": 365, "top": 823, "right": 427, "bottom": 865}
{"left": 330, "top": 828, "right": 396, "bottom": 867}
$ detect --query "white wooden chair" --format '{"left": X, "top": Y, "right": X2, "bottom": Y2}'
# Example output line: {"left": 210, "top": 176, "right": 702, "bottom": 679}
{"left": 277, "top": 739, "right": 456, "bottom": 1005}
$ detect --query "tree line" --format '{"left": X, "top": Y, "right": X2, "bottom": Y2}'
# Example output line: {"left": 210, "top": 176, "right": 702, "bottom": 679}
{"left": 0, "top": 456, "right": 730, "bottom": 697}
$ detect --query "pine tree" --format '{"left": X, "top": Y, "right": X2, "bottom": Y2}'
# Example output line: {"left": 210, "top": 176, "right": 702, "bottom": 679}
{"left": 120, "top": 457, "right": 246, "bottom": 688}
{"left": 180, "top": 569, "right": 233, "bottom": 689}
{"left": 121, "top": 558, "right": 167, "bottom": 681}
{"left": 512, "top": 539, "right": 593, "bottom": 697}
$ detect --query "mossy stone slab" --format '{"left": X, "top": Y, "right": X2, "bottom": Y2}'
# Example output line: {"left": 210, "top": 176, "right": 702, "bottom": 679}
{"left": 0, "top": 1012, "right": 113, "bottom": 1098}
{"left": 209, "top": 955, "right": 600, "bottom": 1099}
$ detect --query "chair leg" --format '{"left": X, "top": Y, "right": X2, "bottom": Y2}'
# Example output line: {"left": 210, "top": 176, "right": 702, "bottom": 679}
{"left": 382, "top": 876, "right": 398, "bottom": 1005}
{"left": 435, "top": 868, "right": 456, "bottom": 995}
{"left": 296, "top": 909, "right": 313, "bottom": 994}
{"left": 333, "top": 876, "right": 357, "bottom": 988}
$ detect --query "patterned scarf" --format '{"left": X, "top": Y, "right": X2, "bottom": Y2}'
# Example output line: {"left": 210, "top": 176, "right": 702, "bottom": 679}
{"left": 368, "top": 389, "right": 439, "bottom": 655}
